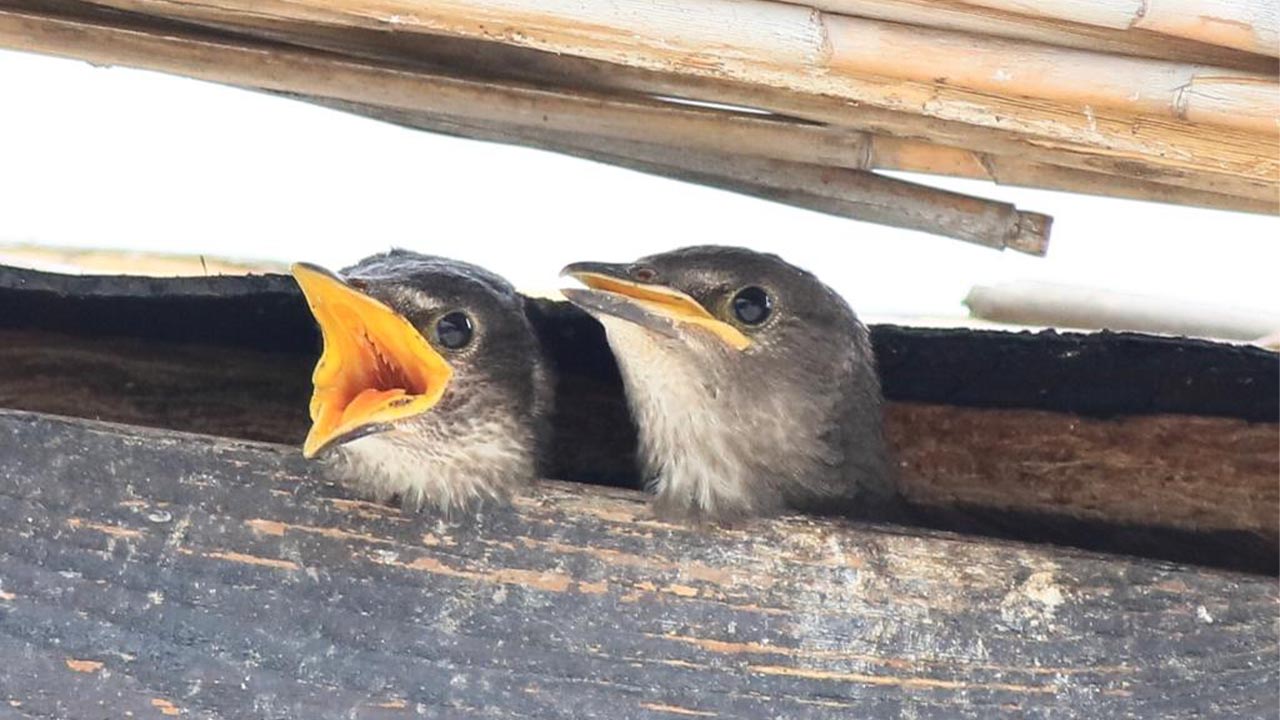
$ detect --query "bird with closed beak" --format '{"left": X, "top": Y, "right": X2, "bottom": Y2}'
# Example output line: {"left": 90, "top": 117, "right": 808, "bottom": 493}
{"left": 291, "top": 250, "right": 550, "bottom": 515}
{"left": 561, "top": 245, "right": 896, "bottom": 522}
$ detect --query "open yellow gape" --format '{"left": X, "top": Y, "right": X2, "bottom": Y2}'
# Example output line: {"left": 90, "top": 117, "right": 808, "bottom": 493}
{"left": 291, "top": 263, "right": 453, "bottom": 458}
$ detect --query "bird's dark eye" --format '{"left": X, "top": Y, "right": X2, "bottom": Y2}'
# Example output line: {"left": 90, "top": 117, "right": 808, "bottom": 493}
{"left": 435, "top": 311, "right": 474, "bottom": 350}
{"left": 630, "top": 265, "right": 658, "bottom": 283}
{"left": 731, "top": 286, "right": 772, "bottom": 325}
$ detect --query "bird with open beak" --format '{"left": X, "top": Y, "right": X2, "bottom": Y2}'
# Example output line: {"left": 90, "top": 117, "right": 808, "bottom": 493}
{"left": 561, "top": 246, "right": 896, "bottom": 522}
{"left": 292, "top": 250, "right": 550, "bottom": 515}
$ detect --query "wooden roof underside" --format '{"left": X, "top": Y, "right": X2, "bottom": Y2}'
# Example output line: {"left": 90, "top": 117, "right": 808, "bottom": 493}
{"left": 2, "top": 0, "right": 1277, "bottom": 254}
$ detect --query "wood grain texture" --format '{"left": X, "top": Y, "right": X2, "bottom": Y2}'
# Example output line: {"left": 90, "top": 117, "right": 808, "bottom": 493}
{"left": 0, "top": 409, "right": 1275, "bottom": 718}
{"left": 888, "top": 403, "right": 1280, "bottom": 542}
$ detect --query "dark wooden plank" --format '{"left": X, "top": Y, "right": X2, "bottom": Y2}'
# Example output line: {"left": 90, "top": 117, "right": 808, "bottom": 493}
{"left": 0, "top": 410, "right": 1274, "bottom": 718}
{"left": 2, "top": 264, "right": 1275, "bottom": 421}
{"left": 2, "top": 263, "right": 1278, "bottom": 571}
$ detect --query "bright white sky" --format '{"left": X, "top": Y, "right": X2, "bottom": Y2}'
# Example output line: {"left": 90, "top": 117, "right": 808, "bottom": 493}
{"left": 1, "top": 49, "right": 1277, "bottom": 319}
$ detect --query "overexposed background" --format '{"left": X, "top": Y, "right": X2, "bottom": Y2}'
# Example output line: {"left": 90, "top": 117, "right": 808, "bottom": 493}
{"left": 2, "top": 49, "right": 1277, "bottom": 322}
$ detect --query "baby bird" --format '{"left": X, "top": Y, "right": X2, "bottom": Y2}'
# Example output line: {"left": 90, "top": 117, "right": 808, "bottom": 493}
{"left": 562, "top": 245, "right": 895, "bottom": 522}
{"left": 292, "top": 250, "right": 550, "bottom": 514}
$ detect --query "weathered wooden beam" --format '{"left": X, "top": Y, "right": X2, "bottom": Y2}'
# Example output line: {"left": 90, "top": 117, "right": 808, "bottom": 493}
{"left": 0, "top": 409, "right": 1274, "bottom": 718}
{"left": 2, "top": 265, "right": 1277, "bottom": 572}
{"left": 3, "top": 326, "right": 1275, "bottom": 572}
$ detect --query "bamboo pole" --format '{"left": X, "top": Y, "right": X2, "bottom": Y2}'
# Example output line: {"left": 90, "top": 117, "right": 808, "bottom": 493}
{"left": 286, "top": 27, "right": 1277, "bottom": 205}
{"left": 62, "top": 0, "right": 1278, "bottom": 194}
{"left": 949, "top": 0, "right": 1280, "bottom": 58}
{"left": 965, "top": 281, "right": 1280, "bottom": 340}
{"left": 8, "top": 1, "right": 1275, "bottom": 204}
{"left": 0, "top": 7, "right": 1051, "bottom": 251}
{"left": 0, "top": 9, "right": 879, "bottom": 170}
{"left": 305, "top": 97, "right": 1052, "bottom": 254}
{"left": 798, "top": 0, "right": 1278, "bottom": 71}
{"left": 821, "top": 15, "right": 1279, "bottom": 134}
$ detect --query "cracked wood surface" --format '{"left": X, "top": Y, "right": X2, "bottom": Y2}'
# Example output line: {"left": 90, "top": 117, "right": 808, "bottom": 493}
{"left": 0, "top": 410, "right": 1276, "bottom": 718}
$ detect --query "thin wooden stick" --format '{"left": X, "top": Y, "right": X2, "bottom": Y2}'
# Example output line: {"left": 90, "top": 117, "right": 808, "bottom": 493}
{"left": 63, "top": 0, "right": 1278, "bottom": 195}
{"left": 303, "top": 97, "right": 1052, "bottom": 254}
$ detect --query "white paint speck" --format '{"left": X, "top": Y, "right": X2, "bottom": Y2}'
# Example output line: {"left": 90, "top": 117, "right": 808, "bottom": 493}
{"left": 1196, "top": 605, "right": 1214, "bottom": 624}
{"left": 1083, "top": 105, "right": 1099, "bottom": 133}
{"left": 993, "top": 68, "right": 1013, "bottom": 82}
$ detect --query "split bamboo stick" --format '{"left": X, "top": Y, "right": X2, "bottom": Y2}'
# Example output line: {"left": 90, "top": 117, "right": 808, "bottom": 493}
{"left": 949, "top": 0, "right": 1280, "bottom": 58}
{"left": 304, "top": 97, "right": 1052, "bottom": 254}
{"left": 798, "top": 0, "right": 1278, "bottom": 71}
{"left": 63, "top": 0, "right": 1278, "bottom": 194}
{"left": 821, "top": 15, "right": 1279, "bottom": 134}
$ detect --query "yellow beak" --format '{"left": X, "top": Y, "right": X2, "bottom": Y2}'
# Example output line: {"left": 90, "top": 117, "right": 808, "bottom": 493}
{"left": 563, "top": 268, "right": 750, "bottom": 351}
{"left": 291, "top": 263, "right": 453, "bottom": 458}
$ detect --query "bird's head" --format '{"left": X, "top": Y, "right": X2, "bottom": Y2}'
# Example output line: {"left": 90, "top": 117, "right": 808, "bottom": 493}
{"left": 561, "top": 245, "right": 862, "bottom": 380}
{"left": 292, "top": 251, "right": 547, "bottom": 510}
{"left": 562, "top": 245, "right": 889, "bottom": 519}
